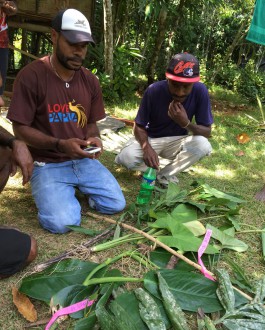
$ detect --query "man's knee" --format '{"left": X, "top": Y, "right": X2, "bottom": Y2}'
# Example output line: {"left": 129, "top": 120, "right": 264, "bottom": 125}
{"left": 115, "top": 149, "right": 141, "bottom": 169}
{"left": 38, "top": 211, "right": 81, "bottom": 234}
{"left": 188, "top": 136, "right": 212, "bottom": 156}
{"left": 104, "top": 196, "right": 126, "bottom": 214}
{"left": 90, "top": 194, "right": 126, "bottom": 215}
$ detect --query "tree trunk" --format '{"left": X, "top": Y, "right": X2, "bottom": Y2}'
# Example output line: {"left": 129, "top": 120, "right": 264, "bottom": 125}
{"left": 103, "top": 0, "right": 114, "bottom": 80}
{"left": 21, "top": 29, "right": 29, "bottom": 67}
{"left": 146, "top": 5, "right": 168, "bottom": 85}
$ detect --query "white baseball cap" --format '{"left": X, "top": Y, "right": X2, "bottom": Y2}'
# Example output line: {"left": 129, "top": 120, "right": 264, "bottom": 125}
{"left": 52, "top": 8, "right": 95, "bottom": 44}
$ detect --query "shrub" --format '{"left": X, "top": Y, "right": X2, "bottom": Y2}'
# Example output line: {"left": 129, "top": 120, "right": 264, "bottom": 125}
{"left": 234, "top": 60, "right": 265, "bottom": 102}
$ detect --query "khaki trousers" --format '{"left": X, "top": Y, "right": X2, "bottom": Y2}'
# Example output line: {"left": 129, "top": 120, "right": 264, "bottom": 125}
{"left": 115, "top": 135, "right": 212, "bottom": 180}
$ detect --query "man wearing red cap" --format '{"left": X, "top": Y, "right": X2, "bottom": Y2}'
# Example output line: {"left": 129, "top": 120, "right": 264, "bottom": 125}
{"left": 115, "top": 53, "right": 213, "bottom": 185}
{"left": 7, "top": 9, "right": 125, "bottom": 233}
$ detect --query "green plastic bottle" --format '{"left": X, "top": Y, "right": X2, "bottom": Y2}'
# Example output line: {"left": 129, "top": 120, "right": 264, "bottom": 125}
{"left": 136, "top": 167, "right": 156, "bottom": 205}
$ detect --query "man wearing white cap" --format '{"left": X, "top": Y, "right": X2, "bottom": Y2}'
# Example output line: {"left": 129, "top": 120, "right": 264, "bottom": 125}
{"left": 115, "top": 52, "right": 213, "bottom": 186}
{"left": 7, "top": 9, "right": 126, "bottom": 234}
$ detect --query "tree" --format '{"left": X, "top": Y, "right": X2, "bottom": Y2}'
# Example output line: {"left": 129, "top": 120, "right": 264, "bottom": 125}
{"left": 103, "top": 0, "right": 114, "bottom": 80}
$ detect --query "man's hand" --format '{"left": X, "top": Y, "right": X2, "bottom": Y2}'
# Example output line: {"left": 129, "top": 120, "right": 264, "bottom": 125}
{"left": 85, "top": 136, "right": 103, "bottom": 159}
{"left": 11, "top": 140, "right": 33, "bottom": 185}
{"left": 168, "top": 101, "right": 190, "bottom": 128}
{"left": 58, "top": 137, "right": 103, "bottom": 159}
{"left": 142, "top": 143, "right": 160, "bottom": 170}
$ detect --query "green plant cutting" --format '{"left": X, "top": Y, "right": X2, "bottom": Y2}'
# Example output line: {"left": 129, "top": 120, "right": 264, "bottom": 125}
{"left": 16, "top": 182, "right": 265, "bottom": 329}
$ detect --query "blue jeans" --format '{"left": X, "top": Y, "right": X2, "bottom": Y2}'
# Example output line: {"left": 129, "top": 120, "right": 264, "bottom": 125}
{"left": 31, "top": 159, "right": 126, "bottom": 234}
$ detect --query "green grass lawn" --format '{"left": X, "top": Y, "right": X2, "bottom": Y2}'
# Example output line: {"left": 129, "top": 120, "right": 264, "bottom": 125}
{"left": 0, "top": 92, "right": 264, "bottom": 329}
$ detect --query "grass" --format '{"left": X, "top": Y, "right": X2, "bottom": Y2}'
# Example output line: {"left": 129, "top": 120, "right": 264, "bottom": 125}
{"left": 0, "top": 91, "right": 265, "bottom": 329}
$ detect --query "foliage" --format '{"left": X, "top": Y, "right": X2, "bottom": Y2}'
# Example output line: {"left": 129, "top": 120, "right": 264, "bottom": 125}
{"left": 8, "top": 0, "right": 263, "bottom": 107}
{"left": 16, "top": 182, "right": 264, "bottom": 328}
{"left": 112, "top": 45, "right": 141, "bottom": 100}
{"left": 234, "top": 61, "right": 265, "bottom": 103}
{"left": 90, "top": 45, "right": 143, "bottom": 103}
{"left": 210, "top": 56, "right": 240, "bottom": 90}
{"left": 18, "top": 257, "right": 260, "bottom": 329}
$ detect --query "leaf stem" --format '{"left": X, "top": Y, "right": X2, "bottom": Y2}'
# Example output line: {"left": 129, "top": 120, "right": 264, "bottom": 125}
{"left": 84, "top": 276, "right": 143, "bottom": 287}
{"left": 83, "top": 250, "right": 135, "bottom": 284}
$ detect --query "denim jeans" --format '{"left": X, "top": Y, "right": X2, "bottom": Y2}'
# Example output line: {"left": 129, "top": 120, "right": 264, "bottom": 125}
{"left": 31, "top": 158, "right": 126, "bottom": 234}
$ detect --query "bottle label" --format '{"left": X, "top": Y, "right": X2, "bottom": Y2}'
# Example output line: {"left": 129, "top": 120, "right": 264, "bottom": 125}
{"left": 142, "top": 177, "right": 155, "bottom": 186}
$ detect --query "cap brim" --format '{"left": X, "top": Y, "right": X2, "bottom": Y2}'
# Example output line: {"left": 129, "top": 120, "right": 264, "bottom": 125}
{"left": 166, "top": 72, "right": 200, "bottom": 83}
{"left": 61, "top": 30, "right": 95, "bottom": 45}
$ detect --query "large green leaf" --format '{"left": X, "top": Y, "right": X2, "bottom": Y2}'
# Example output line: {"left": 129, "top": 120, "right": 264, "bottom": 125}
{"left": 215, "top": 269, "right": 235, "bottom": 313}
{"left": 197, "top": 184, "right": 246, "bottom": 204}
{"left": 206, "top": 225, "right": 248, "bottom": 252}
{"left": 134, "top": 288, "right": 166, "bottom": 330}
{"left": 74, "top": 313, "right": 97, "bottom": 330}
{"left": 144, "top": 270, "right": 248, "bottom": 313}
{"left": 150, "top": 215, "right": 218, "bottom": 253}
{"left": 171, "top": 204, "right": 198, "bottom": 222}
{"left": 19, "top": 259, "right": 99, "bottom": 303}
{"left": 149, "top": 214, "right": 176, "bottom": 231}
{"left": 144, "top": 270, "right": 221, "bottom": 312}
{"left": 183, "top": 221, "right": 206, "bottom": 236}
{"left": 50, "top": 284, "right": 95, "bottom": 319}
{"left": 188, "top": 201, "right": 207, "bottom": 213}
{"left": 222, "top": 319, "right": 265, "bottom": 330}
{"left": 109, "top": 292, "right": 148, "bottom": 330}
{"left": 157, "top": 228, "right": 219, "bottom": 254}
{"left": 96, "top": 306, "right": 117, "bottom": 330}
{"left": 150, "top": 249, "right": 218, "bottom": 271}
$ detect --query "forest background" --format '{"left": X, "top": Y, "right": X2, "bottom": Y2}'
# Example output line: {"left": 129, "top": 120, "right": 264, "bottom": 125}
{"left": 6, "top": 0, "right": 265, "bottom": 105}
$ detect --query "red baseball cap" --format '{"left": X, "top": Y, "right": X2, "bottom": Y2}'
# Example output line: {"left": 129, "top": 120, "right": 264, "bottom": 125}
{"left": 166, "top": 53, "right": 200, "bottom": 83}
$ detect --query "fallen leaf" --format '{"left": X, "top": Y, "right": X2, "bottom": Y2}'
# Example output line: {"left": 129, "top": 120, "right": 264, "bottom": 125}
{"left": 12, "top": 287, "right": 37, "bottom": 322}
{"left": 235, "top": 150, "right": 245, "bottom": 156}
{"left": 236, "top": 133, "right": 250, "bottom": 144}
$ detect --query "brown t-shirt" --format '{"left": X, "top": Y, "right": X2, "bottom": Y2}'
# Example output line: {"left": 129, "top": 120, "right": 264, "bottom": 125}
{"left": 7, "top": 56, "right": 105, "bottom": 162}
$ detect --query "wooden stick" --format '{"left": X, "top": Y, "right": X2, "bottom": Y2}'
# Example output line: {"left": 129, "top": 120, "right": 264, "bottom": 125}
{"left": 8, "top": 44, "right": 39, "bottom": 60}
{"left": 85, "top": 211, "right": 253, "bottom": 301}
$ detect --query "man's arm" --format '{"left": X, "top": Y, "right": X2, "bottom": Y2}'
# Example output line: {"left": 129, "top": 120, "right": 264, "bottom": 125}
{"left": 13, "top": 122, "right": 101, "bottom": 159}
{"left": 0, "top": 125, "right": 15, "bottom": 147}
{"left": 184, "top": 122, "right": 212, "bottom": 138}
{"left": 0, "top": 125, "right": 33, "bottom": 185}
{"left": 134, "top": 123, "right": 160, "bottom": 169}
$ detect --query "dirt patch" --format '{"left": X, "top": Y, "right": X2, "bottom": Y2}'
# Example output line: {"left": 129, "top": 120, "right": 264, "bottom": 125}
{"left": 210, "top": 98, "right": 253, "bottom": 115}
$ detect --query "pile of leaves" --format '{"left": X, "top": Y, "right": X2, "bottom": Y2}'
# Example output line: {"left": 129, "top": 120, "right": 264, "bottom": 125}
{"left": 14, "top": 182, "right": 265, "bottom": 329}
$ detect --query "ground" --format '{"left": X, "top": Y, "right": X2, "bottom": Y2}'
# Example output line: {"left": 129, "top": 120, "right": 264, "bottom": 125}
{"left": 0, "top": 94, "right": 265, "bottom": 329}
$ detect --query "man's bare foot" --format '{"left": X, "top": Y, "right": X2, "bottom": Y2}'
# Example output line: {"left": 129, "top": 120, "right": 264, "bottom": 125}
{"left": 0, "top": 95, "right": 5, "bottom": 107}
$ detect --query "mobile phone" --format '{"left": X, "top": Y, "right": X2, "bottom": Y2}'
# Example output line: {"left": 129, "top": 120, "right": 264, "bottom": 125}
{"left": 83, "top": 146, "right": 101, "bottom": 154}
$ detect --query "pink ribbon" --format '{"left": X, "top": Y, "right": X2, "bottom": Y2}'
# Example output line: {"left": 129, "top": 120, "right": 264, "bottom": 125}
{"left": 45, "top": 298, "right": 95, "bottom": 330}
{"left": 198, "top": 229, "right": 215, "bottom": 281}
